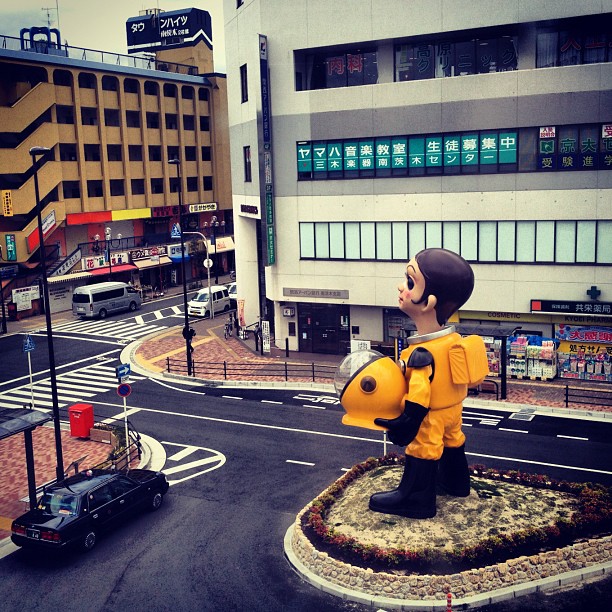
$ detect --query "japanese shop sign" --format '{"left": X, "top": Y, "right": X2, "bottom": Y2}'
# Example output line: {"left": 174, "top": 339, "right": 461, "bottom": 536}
{"left": 556, "top": 324, "right": 612, "bottom": 344}
{"left": 531, "top": 299, "right": 612, "bottom": 316}
{"left": 4, "top": 234, "right": 16, "bottom": 261}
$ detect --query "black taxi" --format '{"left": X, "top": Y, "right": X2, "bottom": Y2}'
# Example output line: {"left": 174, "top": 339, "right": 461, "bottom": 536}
{"left": 11, "top": 468, "right": 169, "bottom": 552}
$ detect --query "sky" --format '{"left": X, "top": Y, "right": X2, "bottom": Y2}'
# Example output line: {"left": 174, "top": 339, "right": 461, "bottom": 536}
{"left": 0, "top": 0, "right": 227, "bottom": 72}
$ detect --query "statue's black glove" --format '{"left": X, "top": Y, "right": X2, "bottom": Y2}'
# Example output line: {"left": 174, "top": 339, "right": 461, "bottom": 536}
{"left": 374, "top": 401, "right": 429, "bottom": 446}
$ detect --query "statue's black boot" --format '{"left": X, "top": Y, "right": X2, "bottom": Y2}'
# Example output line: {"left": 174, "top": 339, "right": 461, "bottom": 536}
{"left": 369, "top": 456, "right": 438, "bottom": 519}
{"left": 438, "top": 444, "right": 470, "bottom": 497}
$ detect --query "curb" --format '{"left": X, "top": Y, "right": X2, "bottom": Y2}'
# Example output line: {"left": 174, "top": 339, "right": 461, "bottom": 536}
{"left": 283, "top": 523, "right": 612, "bottom": 610}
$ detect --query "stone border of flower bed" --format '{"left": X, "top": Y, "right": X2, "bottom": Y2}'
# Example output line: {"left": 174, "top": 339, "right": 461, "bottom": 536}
{"left": 285, "top": 455, "right": 612, "bottom": 607}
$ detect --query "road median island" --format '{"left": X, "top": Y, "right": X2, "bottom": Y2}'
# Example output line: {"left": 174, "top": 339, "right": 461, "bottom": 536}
{"left": 287, "top": 455, "right": 612, "bottom": 607}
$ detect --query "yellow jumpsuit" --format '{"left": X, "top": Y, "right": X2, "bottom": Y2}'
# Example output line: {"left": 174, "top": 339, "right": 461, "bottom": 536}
{"left": 400, "top": 328, "right": 473, "bottom": 461}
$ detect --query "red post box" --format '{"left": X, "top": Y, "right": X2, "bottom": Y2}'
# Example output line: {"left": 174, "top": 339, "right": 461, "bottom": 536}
{"left": 68, "top": 403, "right": 94, "bottom": 438}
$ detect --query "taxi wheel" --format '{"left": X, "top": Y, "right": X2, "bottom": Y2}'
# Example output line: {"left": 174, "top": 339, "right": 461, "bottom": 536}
{"left": 150, "top": 492, "right": 164, "bottom": 511}
{"left": 99, "top": 309, "right": 107, "bottom": 319}
{"left": 129, "top": 301, "right": 137, "bottom": 311}
{"left": 82, "top": 530, "right": 97, "bottom": 551}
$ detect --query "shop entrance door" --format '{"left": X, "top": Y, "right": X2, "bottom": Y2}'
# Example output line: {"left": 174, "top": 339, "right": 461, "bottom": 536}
{"left": 297, "top": 303, "right": 349, "bottom": 355}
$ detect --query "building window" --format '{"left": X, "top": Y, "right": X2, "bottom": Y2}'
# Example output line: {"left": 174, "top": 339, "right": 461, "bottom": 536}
{"left": 124, "top": 78, "right": 138, "bottom": 93}
{"left": 56, "top": 105, "right": 74, "bottom": 124}
{"left": 53, "top": 69, "right": 71, "bottom": 86}
{"left": 201, "top": 146, "right": 211, "bottom": 161}
{"left": 148, "top": 146, "right": 162, "bottom": 162}
{"left": 299, "top": 220, "right": 612, "bottom": 265}
{"left": 203, "top": 176, "right": 213, "bottom": 191}
{"left": 78, "top": 73, "right": 96, "bottom": 89}
{"left": 243, "top": 146, "right": 252, "bottom": 182}
{"left": 146, "top": 112, "right": 160, "bottom": 129}
{"left": 169, "top": 177, "right": 180, "bottom": 193}
{"left": 59, "top": 144, "right": 77, "bottom": 161}
{"left": 81, "top": 107, "right": 98, "bottom": 126}
{"left": 84, "top": 144, "right": 101, "bottom": 161}
{"left": 102, "top": 75, "right": 118, "bottom": 91}
{"left": 198, "top": 88, "right": 209, "bottom": 101}
{"left": 131, "top": 178, "right": 145, "bottom": 195}
{"left": 296, "top": 48, "right": 378, "bottom": 90}
{"left": 181, "top": 86, "right": 194, "bottom": 100}
{"left": 183, "top": 114, "right": 195, "bottom": 130}
{"left": 144, "top": 81, "right": 159, "bottom": 96}
{"left": 240, "top": 64, "right": 248, "bottom": 102}
{"left": 200, "top": 116, "right": 210, "bottom": 131}
{"left": 126, "top": 110, "right": 140, "bottom": 128}
{"left": 87, "top": 180, "right": 103, "bottom": 197}
{"left": 110, "top": 179, "right": 124, "bottom": 196}
{"left": 104, "top": 108, "right": 121, "bottom": 127}
{"left": 537, "top": 22, "right": 611, "bottom": 68}
{"left": 62, "top": 181, "right": 80, "bottom": 199}
{"left": 107, "top": 145, "right": 122, "bottom": 162}
{"left": 165, "top": 113, "right": 178, "bottom": 130}
{"left": 163, "top": 83, "right": 177, "bottom": 97}
{"left": 185, "top": 146, "right": 197, "bottom": 161}
{"left": 167, "top": 146, "right": 180, "bottom": 160}
{"left": 150, "top": 178, "right": 164, "bottom": 194}
{"left": 128, "top": 145, "right": 143, "bottom": 161}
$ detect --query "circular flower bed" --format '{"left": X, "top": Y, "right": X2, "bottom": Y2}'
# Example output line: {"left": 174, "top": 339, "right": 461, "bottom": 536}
{"left": 302, "top": 454, "right": 612, "bottom": 575}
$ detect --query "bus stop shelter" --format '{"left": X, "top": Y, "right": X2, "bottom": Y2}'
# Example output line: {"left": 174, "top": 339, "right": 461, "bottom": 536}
{"left": 0, "top": 408, "right": 53, "bottom": 509}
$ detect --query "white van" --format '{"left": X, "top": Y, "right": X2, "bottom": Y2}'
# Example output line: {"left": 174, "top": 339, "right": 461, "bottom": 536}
{"left": 72, "top": 282, "right": 142, "bottom": 319}
{"left": 187, "top": 285, "right": 230, "bottom": 317}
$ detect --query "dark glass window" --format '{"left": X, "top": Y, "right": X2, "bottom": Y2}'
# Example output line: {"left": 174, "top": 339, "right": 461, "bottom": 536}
{"left": 183, "top": 114, "right": 195, "bottom": 130}
{"left": 165, "top": 113, "right": 178, "bottom": 130}
{"left": 59, "top": 144, "right": 77, "bottom": 161}
{"left": 240, "top": 64, "right": 248, "bottom": 102}
{"left": 107, "top": 145, "right": 122, "bottom": 162}
{"left": 150, "top": 178, "right": 163, "bottom": 194}
{"left": 102, "top": 76, "right": 118, "bottom": 91}
{"left": 84, "top": 144, "right": 100, "bottom": 161}
{"left": 302, "top": 49, "right": 378, "bottom": 90}
{"left": 56, "top": 105, "right": 74, "bottom": 124}
{"left": 87, "top": 180, "right": 103, "bottom": 197}
{"left": 181, "top": 86, "right": 194, "bottom": 100}
{"left": 537, "top": 22, "right": 611, "bottom": 68}
{"left": 104, "top": 108, "right": 120, "bottom": 127}
{"left": 198, "top": 88, "right": 209, "bottom": 101}
{"left": 131, "top": 179, "right": 145, "bottom": 195}
{"left": 126, "top": 110, "right": 140, "bottom": 128}
{"left": 148, "top": 146, "right": 162, "bottom": 162}
{"left": 78, "top": 73, "right": 96, "bottom": 89}
{"left": 243, "top": 146, "right": 251, "bottom": 182}
{"left": 62, "top": 181, "right": 80, "bottom": 198}
{"left": 146, "top": 112, "right": 160, "bottom": 129}
{"left": 128, "top": 145, "right": 143, "bottom": 161}
{"left": 203, "top": 176, "right": 213, "bottom": 191}
{"left": 124, "top": 78, "right": 138, "bottom": 93}
{"left": 144, "top": 81, "right": 159, "bottom": 96}
{"left": 187, "top": 177, "right": 198, "bottom": 192}
{"left": 185, "top": 146, "right": 197, "bottom": 161}
{"left": 110, "top": 179, "right": 124, "bottom": 196}
{"left": 200, "top": 116, "right": 210, "bottom": 131}
{"left": 163, "top": 83, "right": 177, "bottom": 97}
{"left": 201, "top": 146, "right": 211, "bottom": 161}
{"left": 81, "top": 107, "right": 98, "bottom": 126}
{"left": 53, "top": 69, "right": 71, "bottom": 86}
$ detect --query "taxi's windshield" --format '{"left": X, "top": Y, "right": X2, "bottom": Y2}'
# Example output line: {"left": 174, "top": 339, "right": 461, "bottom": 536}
{"left": 38, "top": 492, "right": 79, "bottom": 516}
{"left": 194, "top": 293, "right": 210, "bottom": 303}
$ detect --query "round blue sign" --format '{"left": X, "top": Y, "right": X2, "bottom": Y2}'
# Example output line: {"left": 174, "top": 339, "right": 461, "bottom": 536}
{"left": 117, "top": 383, "right": 132, "bottom": 397}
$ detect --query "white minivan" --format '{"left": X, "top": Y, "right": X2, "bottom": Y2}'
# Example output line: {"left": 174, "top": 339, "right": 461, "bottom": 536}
{"left": 187, "top": 285, "right": 230, "bottom": 317}
{"left": 72, "top": 282, "right": 142, "bottom": 318}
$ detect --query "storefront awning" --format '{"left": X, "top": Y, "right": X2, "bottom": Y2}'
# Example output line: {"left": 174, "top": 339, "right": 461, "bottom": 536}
{"left": 48, "top": 271, "right": 93, "bottom": 284}
{"left": 133, "top": 256, "right": 173, "bottom": 270}
{"left": 210, "top": 236, "right": 235, "bottom": 254}
{"left": 89, "top": 264, "right": 138, "bottom": 276}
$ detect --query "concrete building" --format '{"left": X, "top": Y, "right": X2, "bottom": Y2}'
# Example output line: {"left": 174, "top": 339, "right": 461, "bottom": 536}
{"left": 0, "top": 7, "right": 232, "bottom": 315}
{"left": 224, "top": 0, "right": 612, "bottom": 381}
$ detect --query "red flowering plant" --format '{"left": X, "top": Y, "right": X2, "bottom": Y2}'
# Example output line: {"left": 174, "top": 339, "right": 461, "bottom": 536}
{"left": 302, "top": 455, "right": 612, "bottom": 574}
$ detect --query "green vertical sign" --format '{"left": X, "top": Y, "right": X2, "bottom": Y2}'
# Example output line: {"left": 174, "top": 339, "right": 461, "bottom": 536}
{"left": 266, "top": 225, "right": 275, "bottom": 265}
{"left": 444, "top": 136, "right": 461, "bottom": 166}
{"left": 461, "top": 134, "right": 479, "bottom": 165}
{"left": 327, "top": 142, "right": 343, "bottom": 171}
{"left": 392, "top": 138, "right": 408, "bottom": 168}
{"left": 375, "top": 139, "right": 391, "bottom": 169}
{"left": 313, "top": 144, "right": 327, "bottom": 172}
{"left": 499, "top": 131, "right": 517, "bottom": 163}
{"left": 343, "top": 141, "right": 359, "bottom": 170}
{"left": 359, "top": 139, "right": 375, "bottom": 170}
{"left": 296, "top": 143, "right": 312, "bottom": 172}
{"left": 426, "top": 137, "right": 443, "bottom": 167}
{"left": 265, "top": 191, "right": 274, "bottom": 225}
{"left": 409, "top": 138, "right": 425, "bottom": 167}
{"left": 480, "top": 133, "right": 498, "bottom": 164}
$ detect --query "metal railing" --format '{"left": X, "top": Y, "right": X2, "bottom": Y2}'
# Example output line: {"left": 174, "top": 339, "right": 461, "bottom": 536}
{"left": 166, "top": 357, "right": 337, "bottom": 383}
{"left": 564, "top": 385, "right": 612, "bottom": 408}
{"left": 1, "top": 34, "right": 199, "bottom": 76}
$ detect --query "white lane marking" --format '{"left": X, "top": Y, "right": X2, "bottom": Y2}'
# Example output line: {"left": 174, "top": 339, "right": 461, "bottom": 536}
{"left": 171, "top": 305, "right": 182, "bottom": 314}
{"left": 303, "top": 404, "right": 327, "bottom": 410}
{"left": 107, "top": 407, "right": 141, "bottom": 421}
{"left": 154, "top": 311, "right": 164, "bottom": 320}
{"left": 30, "top": 333, "right": 122, "bottom": 346}
{"left": 222, "top": 395, "right": 242, "bottom": 400}
{"left": 557, "top": 434, "right": 589, "bottom": 441}
{"left": 499, "top": 427, "right": 529, "bottom": 434}
{"left": 261, "top": 400, "right": 282, "bottom": 404}
{"left": 167, "top": 446, "right": 199, "bottom": 461}
{"left": 0, "top": 348, "right": 121, "bottom": 387}
{"left": 91, "top": 399, "right": 612, "bottom": 477}
{"left": 135, "top": 315, "right": 145, "bottom": 325}
{"left": 286, "top": 460, "right": 315, "bottom": 466}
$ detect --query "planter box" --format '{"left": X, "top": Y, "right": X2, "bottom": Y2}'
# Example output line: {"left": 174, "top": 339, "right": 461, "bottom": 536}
{"left": 89, "top": 428, "right": 116, "bottom": 445}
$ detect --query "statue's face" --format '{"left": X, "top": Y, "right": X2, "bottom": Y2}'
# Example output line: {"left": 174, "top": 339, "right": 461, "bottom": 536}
{"left": 397, "top": 257, "right": 427, "bottom": 318}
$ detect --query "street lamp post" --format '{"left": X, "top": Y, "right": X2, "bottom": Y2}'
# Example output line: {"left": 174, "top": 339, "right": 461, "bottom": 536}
{"left": 184, "top": 231, "right": 212, "bottom": 319}
{"left": 169, "top": 158, "right": 193, "bottom": 376}
{"left": 210, "top": 215, "right": 219, "bottom": 284}
{"left": 30, "top": 146, "right": 64, "bottom": 481}
{"left": 105, "top": 226, "right": 112, "bottom": 278}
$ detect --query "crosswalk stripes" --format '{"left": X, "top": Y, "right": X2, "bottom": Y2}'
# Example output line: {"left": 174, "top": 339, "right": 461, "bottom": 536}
{"left": 52, "top": 318, "right": 166, "bottom": 340}
{"left": 0, "top": 363, "right": 146, "bottom": 411}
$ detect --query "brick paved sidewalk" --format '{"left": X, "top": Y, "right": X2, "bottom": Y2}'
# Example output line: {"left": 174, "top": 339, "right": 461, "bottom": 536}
{"left": 0, "top": 426, "right": 113, "bottom": 541}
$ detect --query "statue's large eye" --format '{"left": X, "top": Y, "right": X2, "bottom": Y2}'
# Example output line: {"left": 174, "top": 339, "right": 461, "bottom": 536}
{"left": 360, "top": 376, "right": 376, "bottom": 393}
{"left": 406, "top": 274, "right": 414, "bottom": 290}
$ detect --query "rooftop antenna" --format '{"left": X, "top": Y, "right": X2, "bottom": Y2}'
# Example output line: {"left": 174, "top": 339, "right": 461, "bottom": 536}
{"left": 41, "top": 1, "right": 61, "bottom": 41}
